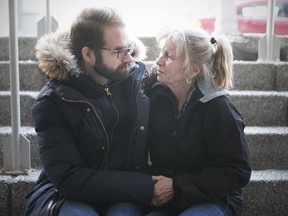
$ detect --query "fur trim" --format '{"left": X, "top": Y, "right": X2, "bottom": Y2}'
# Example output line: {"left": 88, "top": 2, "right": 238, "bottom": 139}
{"left": 35, "top": 32, "right": 147, "bottom": 80}
{"left": 35, "top": 31, "right": 80, "bottom": 80}
{"left": 131, "top": 36, "right": 147, "bottom": 61}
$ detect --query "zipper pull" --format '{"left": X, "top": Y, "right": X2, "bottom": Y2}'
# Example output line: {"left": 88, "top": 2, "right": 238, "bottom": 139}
{"left": 105, "top": 87, "right": 112, "bottom": 96}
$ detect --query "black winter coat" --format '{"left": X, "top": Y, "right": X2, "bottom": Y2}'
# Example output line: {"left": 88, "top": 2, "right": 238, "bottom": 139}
{"left": 146, "top": 79, "right": 251, "bottom": 216}
{"left": 25, "top": 32, "right": 153, "bottom": 215}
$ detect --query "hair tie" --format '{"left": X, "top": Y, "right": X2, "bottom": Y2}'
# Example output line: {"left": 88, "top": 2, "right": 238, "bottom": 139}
{"left": 210, "top": 37, "right": 217, "bottom": 44}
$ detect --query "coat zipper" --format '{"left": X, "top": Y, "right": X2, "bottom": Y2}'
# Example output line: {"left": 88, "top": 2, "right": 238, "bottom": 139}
{"left": 104, "top": 87, "right": 112, "bottom": 96}
{"left": 102, "top": 87, "right": 119, "bottom": 170}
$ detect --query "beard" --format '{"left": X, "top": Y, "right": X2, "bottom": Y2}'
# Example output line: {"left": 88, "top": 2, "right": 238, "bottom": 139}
{"left": 93, "top": 57, "right": 130, "bottom": 82}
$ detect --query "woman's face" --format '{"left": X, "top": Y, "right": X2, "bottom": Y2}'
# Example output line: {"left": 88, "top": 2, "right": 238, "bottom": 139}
{"left": 155, "top": 40, "right": 186, "bottom": 89}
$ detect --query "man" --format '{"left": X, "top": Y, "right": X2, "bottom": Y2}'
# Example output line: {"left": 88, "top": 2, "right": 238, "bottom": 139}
{"left": 25, "top": 7, "right": 154, "bottom": 216}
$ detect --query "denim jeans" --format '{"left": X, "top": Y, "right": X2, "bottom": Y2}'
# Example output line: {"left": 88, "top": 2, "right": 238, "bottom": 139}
{"left": 58, "top": 200, "right": 99, "bottom": 216}
{"left": 179, "top": 203, "right": 228, "bottom": 216}
{"left": 105, "top": 202, "right": 142, "bottom": 216}
{"left": 58, "top": 200, "right": 142, "bottom": 216}
{"left": 146, "top": 202, "right": 228, "bottom": 216}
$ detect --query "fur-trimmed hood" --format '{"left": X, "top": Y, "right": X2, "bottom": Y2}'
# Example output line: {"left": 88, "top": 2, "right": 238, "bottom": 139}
{"left": 35, "top": 31, "right": 147, "bottom": 81}
{"left": 35, "top": 31, "right": 80, "bottom": 80}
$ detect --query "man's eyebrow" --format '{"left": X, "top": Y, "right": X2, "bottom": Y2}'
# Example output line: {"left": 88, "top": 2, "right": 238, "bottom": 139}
{"left": 115, "top": 46, "right": 127, "bottom": 50}
{"left": 115, "top": 42, "right": 134, "bottom": 50}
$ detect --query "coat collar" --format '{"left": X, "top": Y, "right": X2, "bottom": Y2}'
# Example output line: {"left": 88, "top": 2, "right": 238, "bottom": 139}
{"left": 151, "top": 77, "right": 229, "bottom": 106}
{"left": 197, "top": 78, "right": 229, "bottom": 103}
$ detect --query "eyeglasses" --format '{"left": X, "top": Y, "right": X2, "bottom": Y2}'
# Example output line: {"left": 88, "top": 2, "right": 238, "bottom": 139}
{"left": 99, "top": 42, "right": 135, "bottom": 59}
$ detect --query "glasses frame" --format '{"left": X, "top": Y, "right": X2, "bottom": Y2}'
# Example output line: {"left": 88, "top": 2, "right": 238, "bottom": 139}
{"left": 99, "top": 42, "right": 136, "bottom": 59}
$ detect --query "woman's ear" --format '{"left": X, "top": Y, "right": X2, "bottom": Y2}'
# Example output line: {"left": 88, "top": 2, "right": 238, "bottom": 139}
{"left": 187, "top": 64, "right": 201, "bottom": 79}
{"left": 82, "top": 46, "right": 96, "bottom": 64}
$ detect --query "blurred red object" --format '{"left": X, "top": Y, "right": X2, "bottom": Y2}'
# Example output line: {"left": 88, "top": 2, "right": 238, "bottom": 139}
{"left": 198, "top": 0, "right": 288, "bottom": 35}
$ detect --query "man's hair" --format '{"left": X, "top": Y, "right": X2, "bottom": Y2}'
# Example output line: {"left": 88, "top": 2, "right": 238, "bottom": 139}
{"left": 70, "top": 7, "right": 125, "bottom": 63}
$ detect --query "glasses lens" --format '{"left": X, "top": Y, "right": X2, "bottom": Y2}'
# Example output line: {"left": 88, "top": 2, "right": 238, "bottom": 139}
{"left": 117, "top": 47, "right": 134, "bottom": 59}
{"left": 127, "top": 47, "right": 134, "bottom": 55}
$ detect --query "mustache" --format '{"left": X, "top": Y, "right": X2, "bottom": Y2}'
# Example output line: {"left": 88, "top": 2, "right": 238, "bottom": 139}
{"left": 118, "top": 63, "right": 131, "bottom": 72}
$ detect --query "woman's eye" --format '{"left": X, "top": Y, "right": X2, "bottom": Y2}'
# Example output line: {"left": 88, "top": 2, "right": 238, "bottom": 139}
{"left": 165, "top": 52, "right": 172, "bottom": 59}
{"left": 158, "top": 50, "right": 173, "bottom": 60}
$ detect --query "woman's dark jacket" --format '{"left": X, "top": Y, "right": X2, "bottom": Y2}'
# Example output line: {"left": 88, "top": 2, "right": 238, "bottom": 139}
{"left": 145, "top": 77, "right": 251, "bottom": 216}
{"left": 25, "top": 32, "right": 153, "bottom": 215}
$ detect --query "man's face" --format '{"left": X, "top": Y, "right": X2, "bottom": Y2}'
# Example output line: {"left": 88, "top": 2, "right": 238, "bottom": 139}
{"left": 93, "top": 25, "right": 134, "bottom": 82}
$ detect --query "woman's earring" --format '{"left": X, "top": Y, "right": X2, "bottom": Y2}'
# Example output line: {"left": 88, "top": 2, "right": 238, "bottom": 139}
{"left": 186, "top": 77, "right": 192, "bottom": 84}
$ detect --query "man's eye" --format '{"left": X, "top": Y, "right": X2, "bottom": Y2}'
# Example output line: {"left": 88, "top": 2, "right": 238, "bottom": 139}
{"left": 117, "top": 49, "right": 126, "bottom": 54}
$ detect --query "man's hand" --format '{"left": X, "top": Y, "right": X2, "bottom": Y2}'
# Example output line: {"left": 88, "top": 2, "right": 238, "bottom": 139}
{"left": 151, "top": 176, "right": 174, "bottom": 206}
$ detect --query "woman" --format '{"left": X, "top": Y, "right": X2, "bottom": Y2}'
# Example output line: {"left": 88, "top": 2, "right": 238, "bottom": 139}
{"left": 144, "top": 27, "right": 251, "bottom": 216}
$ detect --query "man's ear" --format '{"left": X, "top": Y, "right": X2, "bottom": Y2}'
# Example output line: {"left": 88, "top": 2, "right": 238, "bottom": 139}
{"left": 82, "top": 46, "right": 96, "bottom": 64}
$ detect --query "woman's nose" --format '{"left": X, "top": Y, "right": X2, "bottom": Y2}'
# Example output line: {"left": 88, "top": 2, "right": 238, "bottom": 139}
{"left": 155, "top": 55, "right": 163, "bottom": 66}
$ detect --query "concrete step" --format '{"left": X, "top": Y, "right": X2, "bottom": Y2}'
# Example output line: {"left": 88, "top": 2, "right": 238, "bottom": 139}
{"left": 0, "top": 61, "right": 46, "bottom": 91}
{"left": 0, "top": 169, "right": 287, "bottom": 216}
{"left": 0, "top": 169, "right": 39, "bottom": 216}
{"left": 0, "top": 37, "right": 37, "bottom": 61}
{"left": 0, "top": 91, "right": 37, "bottom": 126}
{"left": 229, "top": 91, "right": 288, "bottom": 126}
{"left": 0, "top": 127, "right": 40, "bottom": 169}
{"left": 242, "top": 169, "right": 288, "bottom": 216}
{"left": 1, "top": 126, "right": 287, "bottom": 170}
{"left": 233, "top": 61, "right": 288, "bottom": 91}
{"left": 0, "top": 91, "right": 287, "bottom": 126}
{"left": 245, "top": 126, "right": 288, "bottom": 170}
{"left": 1, "top": 61, "right": 288, "bottom": 91}
{"left": 1, "top": 35, "right": 288, "bottom": 62}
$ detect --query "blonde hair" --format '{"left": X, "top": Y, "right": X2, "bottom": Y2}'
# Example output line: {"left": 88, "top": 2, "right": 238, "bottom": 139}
{"left": 156, "top": 27, "right": 233, "bottom": 90}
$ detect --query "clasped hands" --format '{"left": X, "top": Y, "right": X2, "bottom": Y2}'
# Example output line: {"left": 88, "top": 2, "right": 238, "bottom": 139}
{"left": 151, "top": 175, "right": 174, "bottom": 207}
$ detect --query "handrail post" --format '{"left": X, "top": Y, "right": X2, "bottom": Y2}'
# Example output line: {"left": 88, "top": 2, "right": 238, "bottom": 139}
{"left": 1, "top": 0, "right": 30, "bottom": 176}
{"left": 258, "top": 0, "right": 280, "bottom": 62}
{"left": 45, "top": 0, "right": 51, "bottom": 33}
{"left": 266, "top": 0, "right": 275, "bottom": 60}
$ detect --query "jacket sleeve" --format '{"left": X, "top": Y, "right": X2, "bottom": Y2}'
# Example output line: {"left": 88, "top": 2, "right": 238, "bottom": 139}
{"left": 173, "top": 97, "right": 251, "bottom": 209}
{"left": 32, "top": 96, "right": 154, "bottom": 205}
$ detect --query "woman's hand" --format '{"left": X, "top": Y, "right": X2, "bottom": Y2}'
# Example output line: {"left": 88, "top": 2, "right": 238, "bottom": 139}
{"left": 151, "top": 175, "right": 174, "bottom": 206}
